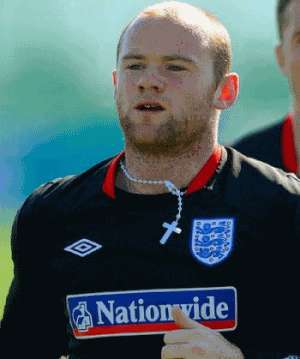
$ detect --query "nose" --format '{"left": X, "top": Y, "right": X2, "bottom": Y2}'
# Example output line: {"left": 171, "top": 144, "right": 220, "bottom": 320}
{"left": 137, "top": 70, "right": 166, "bottom": 93}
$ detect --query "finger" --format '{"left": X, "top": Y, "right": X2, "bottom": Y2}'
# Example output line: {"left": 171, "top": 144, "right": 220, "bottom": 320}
{"left": 172, "top": 307, "right": 209, "bottom": 331}
{"left": 164, "top": 328, "right": 209, "bottom": 344}
{"left": 161, "top": 343, "right": 189, "bottom": 359}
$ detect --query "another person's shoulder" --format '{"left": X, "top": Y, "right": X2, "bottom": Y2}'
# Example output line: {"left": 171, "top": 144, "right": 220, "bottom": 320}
{"left": 233, "top": 121, "right": 282, "bottom": 152}
{"left": 232, "top": 121, "right": 283, "bottom": 168}
{"left": 225, "top": 146, "right": 300, "bottom": 209}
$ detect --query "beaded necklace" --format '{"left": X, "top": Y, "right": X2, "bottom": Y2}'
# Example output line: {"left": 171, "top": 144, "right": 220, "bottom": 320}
{"left": 120, "top": 160, "right": 185, "bottom": 245}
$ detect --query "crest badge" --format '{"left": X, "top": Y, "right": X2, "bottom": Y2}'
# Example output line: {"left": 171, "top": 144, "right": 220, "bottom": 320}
{"left": 191, "top": 218, "right": 235, "bottom": 266}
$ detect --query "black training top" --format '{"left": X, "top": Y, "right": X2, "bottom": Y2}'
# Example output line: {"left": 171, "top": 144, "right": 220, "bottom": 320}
{"left": 1, "top": 146, "right": 300, "bottom": 359}
{"left": 233, "top": 114, "right": 298, "bottom": 174}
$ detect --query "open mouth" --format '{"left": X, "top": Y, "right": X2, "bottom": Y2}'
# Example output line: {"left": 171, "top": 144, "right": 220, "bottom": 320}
{"left": 135, "top": 103, "right": 165, "bottom": 112}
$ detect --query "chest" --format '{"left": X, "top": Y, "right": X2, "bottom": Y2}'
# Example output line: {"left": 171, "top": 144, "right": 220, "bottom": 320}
{"left": 48, "top": 201, "right": 289, "bottom": 292}
{"left": 47, "top": 201, "right": 294, "bottom": 348}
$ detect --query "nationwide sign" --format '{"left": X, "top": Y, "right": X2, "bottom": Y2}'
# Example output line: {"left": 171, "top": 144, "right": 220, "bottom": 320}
{"left": 66, "top": 287, "right": 237, "bottom": 339}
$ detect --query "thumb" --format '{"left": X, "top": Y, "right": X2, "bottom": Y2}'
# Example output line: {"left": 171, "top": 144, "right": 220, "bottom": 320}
{"left": 172, "top": 306, "right": 199, "bottom": 329}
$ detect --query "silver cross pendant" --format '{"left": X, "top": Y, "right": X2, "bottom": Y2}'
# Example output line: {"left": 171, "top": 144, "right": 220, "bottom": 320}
{"left": 160, "top": 221, "right": 182, "bottom": 245}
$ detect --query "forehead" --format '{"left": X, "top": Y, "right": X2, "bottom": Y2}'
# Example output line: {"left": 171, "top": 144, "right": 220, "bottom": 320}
{"left": 120, "top": 17, "right": 209, "bottom": 62}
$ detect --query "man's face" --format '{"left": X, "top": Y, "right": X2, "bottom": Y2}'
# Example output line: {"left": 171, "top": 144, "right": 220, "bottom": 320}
{"left": 113, "top": 16, "right": 217, "bottom": 155}
{"left": 278, "top": 1, "right": 300, "bottom": 107}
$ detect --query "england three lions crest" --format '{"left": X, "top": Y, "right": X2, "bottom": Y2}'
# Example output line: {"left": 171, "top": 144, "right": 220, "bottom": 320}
{"left": 191, "top": 218, "right": 235, "bottom": 266}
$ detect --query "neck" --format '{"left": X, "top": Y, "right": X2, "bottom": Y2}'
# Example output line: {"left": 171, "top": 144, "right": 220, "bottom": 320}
{"left": 116, "top": 137, "right": 218, "bottom": 194}
{"left": 291, "top": 110, "right": 300, "bottom": 175}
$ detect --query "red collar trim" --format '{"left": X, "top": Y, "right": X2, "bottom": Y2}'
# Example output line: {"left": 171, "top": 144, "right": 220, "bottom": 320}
{"left": 102, "top": 145, "right": 222, "bottom": 199}
{"left": 102, "top": 151, "right": 125, "bottom": 199}
{"left": 185, "top": 145, "right": 222, "bottom": 195}
{"left": 281, "top": 114, "right": 298, "bottom": 173}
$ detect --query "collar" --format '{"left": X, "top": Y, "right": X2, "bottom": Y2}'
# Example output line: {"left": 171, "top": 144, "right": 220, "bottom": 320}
{"left": 281, "top": 113, "right": 298, "bottom": 173}
{"left": 102, "top": 145, "right": 223, "bottom": 199}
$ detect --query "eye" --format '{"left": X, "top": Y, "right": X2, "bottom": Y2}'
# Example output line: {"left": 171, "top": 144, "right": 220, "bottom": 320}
{"left": 126, "top": 64, "right": 144, "bottom": 70}
{"left": 166, "top": 64, "right": 186, "bottom": 71}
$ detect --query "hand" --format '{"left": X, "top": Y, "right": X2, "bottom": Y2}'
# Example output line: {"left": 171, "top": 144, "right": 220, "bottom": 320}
{"left": 161, "top": 307, "right": 244, "bottom": 359}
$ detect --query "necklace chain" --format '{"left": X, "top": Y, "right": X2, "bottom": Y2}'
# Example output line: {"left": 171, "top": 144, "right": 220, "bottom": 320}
{"left": 120, "top": 160, "right": 185, "bottom": 244}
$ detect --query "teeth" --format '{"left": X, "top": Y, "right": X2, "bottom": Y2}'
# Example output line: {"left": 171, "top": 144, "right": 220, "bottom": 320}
{"left": 137, "top": 103, "right": 163, "bottom": 110}
{"left": 145, "top": 104, "right": 156, "bottom": 108}
{"left": 143, "top": 104, "right": 161, "bottom": 109}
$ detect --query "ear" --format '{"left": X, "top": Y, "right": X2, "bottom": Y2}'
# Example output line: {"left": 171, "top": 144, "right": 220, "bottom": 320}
{"left": 213, "top": 73, "right": 239, "bottom": 110}
{"left": 112, "top": 69, "right": 117, "bottom": 99}
{"left": 275, "top": 44, "right": 288, "bottom": 75}
{"left": 112, "top": 69, "right": 117, "bottom": 87}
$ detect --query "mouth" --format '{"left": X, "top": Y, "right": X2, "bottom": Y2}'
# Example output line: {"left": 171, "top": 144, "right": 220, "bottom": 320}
{"left": 135, "top": 101, "right": 166, "bottom": 112}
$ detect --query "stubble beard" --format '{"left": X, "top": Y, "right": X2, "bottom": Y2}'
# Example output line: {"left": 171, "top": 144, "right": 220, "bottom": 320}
{"left": 116, "top": 92, "right": 216, "bottom": 157}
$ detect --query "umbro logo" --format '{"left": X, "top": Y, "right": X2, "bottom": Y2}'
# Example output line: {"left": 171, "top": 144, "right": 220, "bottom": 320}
{"left": 64, "top": 239, "right": 102, "bottom": 257}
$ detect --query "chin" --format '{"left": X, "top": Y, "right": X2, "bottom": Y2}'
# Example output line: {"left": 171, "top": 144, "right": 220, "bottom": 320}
{"left": 124, "top": 120, "right": 167, "bottom": 141}
{"left": 129, "top": 134, "right": 188, "bottom": 156}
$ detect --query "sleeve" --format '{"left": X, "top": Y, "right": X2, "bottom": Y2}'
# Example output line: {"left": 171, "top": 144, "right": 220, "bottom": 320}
{"left": 0, "top": 194, "right": 68, "bottom": 358}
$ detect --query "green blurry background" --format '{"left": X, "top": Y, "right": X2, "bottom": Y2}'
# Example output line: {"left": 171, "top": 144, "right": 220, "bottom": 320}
{"left": 0, "top": 0, "right": 288, "bottom": 317}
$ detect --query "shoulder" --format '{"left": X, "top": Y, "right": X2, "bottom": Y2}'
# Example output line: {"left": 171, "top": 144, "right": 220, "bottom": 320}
{"left": 224, "top": 146, "right": 300, "bottom": 211}
{"left": 10, "top": 156, "right": 115, "bottom": 262}
{"left": 16, "top": 156, "right": 114, "bottom": 225}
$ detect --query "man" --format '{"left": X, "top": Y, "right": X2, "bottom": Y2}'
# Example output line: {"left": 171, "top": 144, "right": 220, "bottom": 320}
{"left": 233, "top": 0, "right": 300, "bottom": 176}
{"left": 1, "top": 1, "right": 300, "bottom": 358}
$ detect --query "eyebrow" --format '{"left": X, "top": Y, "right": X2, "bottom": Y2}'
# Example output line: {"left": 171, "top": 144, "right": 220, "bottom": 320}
{"left": 121, "top": 53, "right": 197, "bottom": 65}
{"left": 122, "top": 54, "right": 145, "bottom": 61}
{"left": 162, "top": 55, "right": 197, "bottom": 65}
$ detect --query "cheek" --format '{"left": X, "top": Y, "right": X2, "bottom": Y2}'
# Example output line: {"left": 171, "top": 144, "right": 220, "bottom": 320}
{"left": 288, "top": 45, "right": 300, "bottom": 68}
{"left": 117, "top": 74, "right": 136, "bottom": 95}
{"left": 167, "top": 75, "right": 184, "bottom": 89}
{"left": 289, "top": 54, "right": 300, "bottom": 95}
{"left": 168, "top": 77, "right": 201, "bottom": 106}
{"left": 124, "top": 75, "right": 137, "bottom": 91}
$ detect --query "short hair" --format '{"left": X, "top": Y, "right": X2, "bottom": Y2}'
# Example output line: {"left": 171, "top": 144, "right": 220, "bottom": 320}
{"left": 116, "top": 1, "right": 232, "bottom": 88}
{"left": 277, "top": 0, "right": 293, "bottom": 40}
